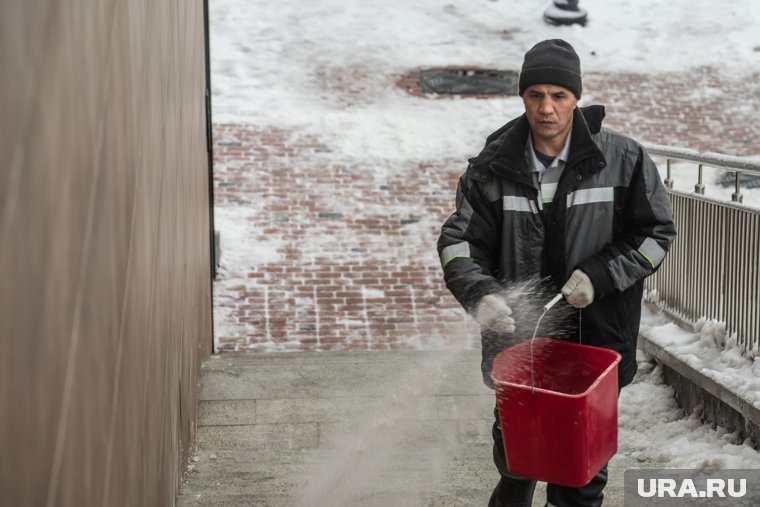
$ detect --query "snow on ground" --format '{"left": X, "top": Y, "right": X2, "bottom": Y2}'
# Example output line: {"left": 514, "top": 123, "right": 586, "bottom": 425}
{"left": 617, "top": 304, "right": 760, "bottom": 469}
{"left": 620, "top": 350, "right": 760, "bottom": 469}
{"left": 639, "top": 299, "right": 760, "bottom": 407}
{"left": 210, "top": 0, "right": 760, "bottom": 479}
{"left": 210, "top": 0, "right": 760, "bottom": 161}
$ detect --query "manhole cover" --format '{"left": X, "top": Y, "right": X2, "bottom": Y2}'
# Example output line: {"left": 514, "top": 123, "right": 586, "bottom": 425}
{"left": 419, "top": 68, "right": 518, "bottom": 95}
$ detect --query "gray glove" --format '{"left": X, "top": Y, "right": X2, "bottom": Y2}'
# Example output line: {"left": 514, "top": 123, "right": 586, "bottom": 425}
{"left": 475, "top": 294, "right": 515, "bottom": 333}
{"left": 561, "top": 269, "right": 595, "bottom": 308}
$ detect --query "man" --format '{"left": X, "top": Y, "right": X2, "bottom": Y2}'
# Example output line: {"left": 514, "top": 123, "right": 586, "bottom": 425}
{"left": 437, "top": 39, "right": 676, "bottom": 507}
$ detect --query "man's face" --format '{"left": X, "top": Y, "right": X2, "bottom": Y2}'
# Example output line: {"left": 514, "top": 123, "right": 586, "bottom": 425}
{"left": 522, "top": 84, "right": 577, "bottom": 148}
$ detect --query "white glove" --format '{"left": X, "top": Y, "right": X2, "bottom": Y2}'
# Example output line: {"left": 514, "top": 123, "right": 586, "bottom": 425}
{"left": 561, "top": 269, "right": 595, "bottom": 308}
{"left": 475, "top": 294, "right": 515, "bottom": 333}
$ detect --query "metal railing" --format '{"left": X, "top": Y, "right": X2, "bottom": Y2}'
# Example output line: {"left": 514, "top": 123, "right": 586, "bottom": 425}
{"left": 647, "top": 144, "right": 760, "bottom": 203}
{"left": 643, "top": 144, "right": 760, "bottom": 357}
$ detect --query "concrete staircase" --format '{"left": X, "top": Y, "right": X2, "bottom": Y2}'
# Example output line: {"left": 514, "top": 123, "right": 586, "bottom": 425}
{"left": 176, "top": 350, "right": 644, "bottom": 506}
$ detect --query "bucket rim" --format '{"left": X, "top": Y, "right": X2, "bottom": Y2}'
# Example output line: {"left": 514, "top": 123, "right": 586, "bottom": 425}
{"left": 491, "top": 338, "right": 622, "bottom": 398}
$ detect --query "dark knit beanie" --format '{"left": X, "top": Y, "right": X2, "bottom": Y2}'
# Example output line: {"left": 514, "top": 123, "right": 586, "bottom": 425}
{"left": 518, "top": 39, "right": 582, "bottom": 99}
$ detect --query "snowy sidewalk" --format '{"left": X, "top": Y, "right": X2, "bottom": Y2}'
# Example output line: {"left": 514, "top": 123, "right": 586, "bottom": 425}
{"left": 210, "top": 0, "right": 760, "bottom": 355}
{"left": 212, "top": 124, "right": 477, "bottom": 353}
{"left": 210, "top": 68, "right": 760, "bottom": 354}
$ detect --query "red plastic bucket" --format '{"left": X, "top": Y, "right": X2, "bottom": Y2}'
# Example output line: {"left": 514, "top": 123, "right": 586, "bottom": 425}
{"left": 491, "top": 337, "right": 621, "bottom": 487}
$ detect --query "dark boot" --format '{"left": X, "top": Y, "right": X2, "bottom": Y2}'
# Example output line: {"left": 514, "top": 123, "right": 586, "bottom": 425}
{"left": 488, "top": 475, "right": 537, "bottom": 507}
{"left": 490, "top": 408, "right": 537, "bottom": 506}
{"left": 545, "top": 465, "right": 608, "bottom": 507}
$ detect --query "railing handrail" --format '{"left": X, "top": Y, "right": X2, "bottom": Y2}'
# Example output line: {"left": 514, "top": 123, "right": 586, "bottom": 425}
{"left": 644, "top": 143, "right": 760, "bottom": 175}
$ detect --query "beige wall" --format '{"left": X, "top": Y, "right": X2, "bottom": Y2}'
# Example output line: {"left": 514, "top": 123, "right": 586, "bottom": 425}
{"left": 0, "top": 1, "right": 212, "bottom": 505}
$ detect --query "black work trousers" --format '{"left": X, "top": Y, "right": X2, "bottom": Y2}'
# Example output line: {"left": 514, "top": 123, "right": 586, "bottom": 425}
{"left": 488, "top": 409, "right": 608, "bottom": 507}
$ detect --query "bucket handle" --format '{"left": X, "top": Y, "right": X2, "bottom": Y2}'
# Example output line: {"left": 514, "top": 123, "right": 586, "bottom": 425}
{"left": 529, "top": 294, "right": 564, "bottom": 394}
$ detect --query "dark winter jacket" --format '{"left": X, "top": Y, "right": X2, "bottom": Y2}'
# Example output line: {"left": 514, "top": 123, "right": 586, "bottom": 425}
{"left": 437, "top": 105, "right": 676, "bottom": 388}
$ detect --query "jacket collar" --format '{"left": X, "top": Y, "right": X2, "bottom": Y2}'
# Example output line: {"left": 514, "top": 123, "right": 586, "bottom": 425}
{"left": 468, "top": 105, "right": 607, "bottom": 184}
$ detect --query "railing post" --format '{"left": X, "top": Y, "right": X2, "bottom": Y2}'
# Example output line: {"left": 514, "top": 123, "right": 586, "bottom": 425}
{"left": 664, "top": 159, "right": 674, "bottom": 189}
{"left": 694, "top": 164, "right": 705, "bottom": 195}
{"left": 544, "top": 0, "right": 588, "bottom": 26}
{"left": 732, "top": 172, "right": 744, "bottom": 203}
